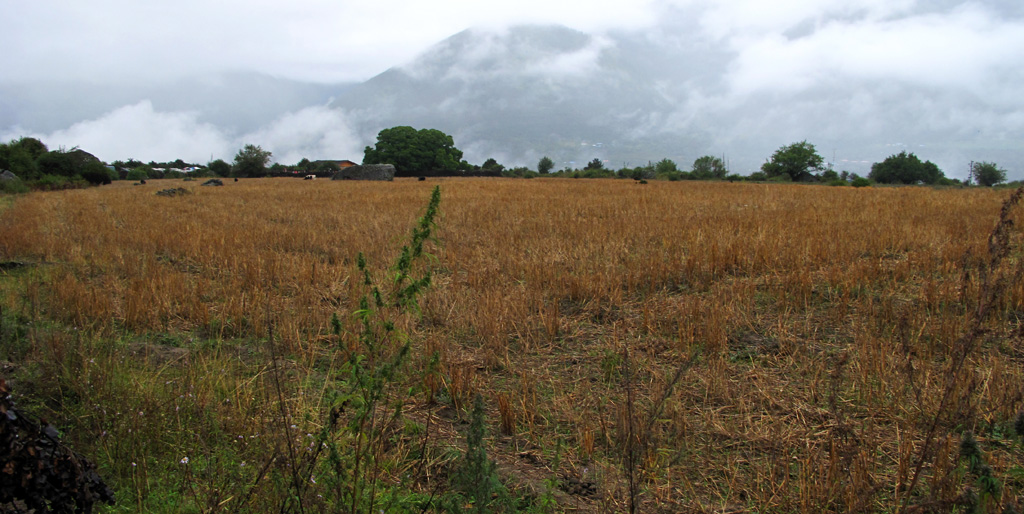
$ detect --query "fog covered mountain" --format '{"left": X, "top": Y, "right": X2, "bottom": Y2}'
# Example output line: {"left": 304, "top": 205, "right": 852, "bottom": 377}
{"left": 332, "top": 24, "right": 1022, "bottom": 176}
{"left": 2, "top": 14, "right": 1021, "bottom": 178}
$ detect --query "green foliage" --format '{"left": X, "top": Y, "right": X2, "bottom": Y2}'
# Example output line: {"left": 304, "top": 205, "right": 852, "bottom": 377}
{"left": 0, "top": 177, "right": 29, "bottom": 194}
{"left": 364, "top": 126, "right": 463, "bottom": 176}
{"left": 35, "top": 174, "right": 83, "bottom": 191}
{"left": 654, "top": 158, "right": 678, "bottom": 176}
{"left": 37, "top": 150, "right": 80, "bottom": 178}
{"left": 232, "top": 144, "right": 272, "bottom": 178}
{"left": 482, "top": 158, "right": 504, "bottom": 173}
{"left": 502, "top": 167, "right": 535, "bottom": 178}
{"left": 584, "top": 158, "right": 604, "bottom": 170}
{"left": 579, "top": 167, "right": 615, "bottom": 179}
{"left": 307, "top": 186, "right": 442, "bottom": 512}
{"left": 207, "top": 159, "right": 231, "bottom": 177}
{"left": 973, "top": 161, "right": 1007, "bottom": 187}
{"left": 761, "top": 141, "right": 824, "bottom": 181}
{"left": 450, "top": 394, "right": 507, "bottom": 513}
{"left": 748, "top": 171, "right": 768, "bottom": 181}
{"left": 537, "top": 156, "right": 554, "bottom": 174}
{"left": 959, "top": 431, "right": 1002, "bottom": 512}
{"left": 820, "top": 169, "right": 840, "bottom": 182}
{"left": 80, "top": 161, "right": 114, "bottom": 185}
{"left": 691, "top": 155, "right": 727, "bottom": 180}
{"left": 314, "top": 161, "right": 341, "bottom": 175}
{"left": 868, "top": 151, "right": 944, "bottom": 185}
{"left": 0, "top": 138, "right": 43, "bottom": 180}
{"left": 126, "top": 167, "right": 151, "bottom": 181}
{"left": 13, "top": 137, "right": 48, "bottom": 160}
{"left": 851, "top": 177, "right": 872, "bottom": 188}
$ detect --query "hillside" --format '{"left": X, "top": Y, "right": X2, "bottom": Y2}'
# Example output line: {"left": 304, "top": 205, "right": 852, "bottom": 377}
{"left": 331, "top": 24, "right": 1023, "bottom": 175}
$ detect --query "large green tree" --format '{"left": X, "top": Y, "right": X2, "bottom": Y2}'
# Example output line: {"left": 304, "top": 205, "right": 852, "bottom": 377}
{"left": 0, "top": 138, "right": 45, "bottom": 179}
{"left": 971, "top": 161, "right": 1007, "bottom": 187}
{"left": 868, "top": 152, "right": 944, "bottom": 185}
{"left": 363, "top": 126, "right": 463, "bottom": 176}
{"left": 537, "top": 156, "right": 554, "bottom": 174}
{"left": 37, "top": 148, "right": 102, "bottom": 178}
{"left": 481, "top": 158, "right": 504, "bottom": 172}
{"left": 232, "top": 144, "right": 272, "bottom": 178}
{"left": 761, "top": 141, "right": 824, "bottom": 182}
{"left": 207, "top": 159, "right": 232, "bottom": 177}
{"left": 691, "top": 155, "right": 727, "bottom": 180}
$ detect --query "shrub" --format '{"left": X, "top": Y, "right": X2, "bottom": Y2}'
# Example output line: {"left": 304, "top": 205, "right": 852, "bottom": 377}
{"left": 126, "top": 167, "right": 151, "bottom": 181}
{"left": 36, "top": 174, "right": 76, "bottom": 190}
{"left": 0, "top": 178, "right": 29, "bottom": 194}
{"left": 851, "top": 177, "right": 872, "bottom": 188}
{"left": 869, "top": 151, "right": 944, "bottom": 184}
{"left": 80, "top": 162, "right": 114, "bottom": 185}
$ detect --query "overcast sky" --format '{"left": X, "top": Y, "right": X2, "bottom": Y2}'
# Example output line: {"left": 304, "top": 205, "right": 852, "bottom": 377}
{"left": 2, "top": 0, "right": 1022, "bottom": 174}
{"left": 1, "top": 0, "right": 666, "bottom": 84}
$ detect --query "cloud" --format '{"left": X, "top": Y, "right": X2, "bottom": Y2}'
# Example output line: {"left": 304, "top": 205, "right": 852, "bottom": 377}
{"left": 524, "top": 36, "right": 613, "bottom": 77}
{"left": 2, "top": 102, "right": 231, "bottom": 163}
{"left": 0, "top": 0, "right": 660, "bottom": 84}
{"left": 2, "top": 101, "right": 364, "bottom": 165}
{"left": 724, "top": 4, "right": 1024, "bottom": 96}
{"left": 243, "top": 106, "right": 363, "bottom": 164}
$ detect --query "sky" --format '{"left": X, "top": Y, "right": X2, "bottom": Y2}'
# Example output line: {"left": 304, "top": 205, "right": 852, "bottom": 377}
{"left": 2, "top": 0, "right": 1022, "bottom": 176}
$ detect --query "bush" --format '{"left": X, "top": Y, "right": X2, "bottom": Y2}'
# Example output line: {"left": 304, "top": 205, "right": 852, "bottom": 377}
{"left": 580, "top": 168, "right": 616, "bottom": 179}
{"left": 0, "top": 178, "right": 29, "bottom": 194}
{"left": 35, "top": 174, "right": 79, "bottom": 190}
{"left": 851, "top": 177, "right": 872, "bottom": 188}
{"left": 972, "top": 161, "right": 1007, "bottom": 187}
{"left": 80, "top": 162, "right": 114, "bottom": 185}
{"left": 126, "top": 167, "right": 151, "bottom": 181}
{"left": 869, "top": 151, "right": 944, "bottom": 184}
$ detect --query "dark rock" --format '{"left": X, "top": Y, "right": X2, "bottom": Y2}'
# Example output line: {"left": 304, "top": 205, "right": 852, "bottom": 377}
{"left": 155, "top": 188, "right": 191, "bottom": 197}
{"left": 331, "top": 164, "right": 395, "bottom": 181}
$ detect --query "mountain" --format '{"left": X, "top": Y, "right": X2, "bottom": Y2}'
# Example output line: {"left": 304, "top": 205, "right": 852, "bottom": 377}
{"left": 331, "top": 25, "right": 723, "bottom": 169}
{"left": 331, "top": 24, "right": 1023, "bottom": 176}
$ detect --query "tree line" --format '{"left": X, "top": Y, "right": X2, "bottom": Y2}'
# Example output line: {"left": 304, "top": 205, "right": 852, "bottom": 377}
{"left": 0, "top": 128, "right": 1011, "bottom": 194}
{"left": 361, "top": 127, "right": 1009, "bottom": 187}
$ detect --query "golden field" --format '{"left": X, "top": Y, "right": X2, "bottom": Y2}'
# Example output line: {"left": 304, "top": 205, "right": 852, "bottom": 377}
{"left": 0, "top": 177, "right": 1022, "bottom": 513}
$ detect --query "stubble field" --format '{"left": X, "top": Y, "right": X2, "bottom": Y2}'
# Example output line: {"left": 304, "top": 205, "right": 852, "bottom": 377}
{"left": 0, "top": 177, "right": 1022, "bottom": 513}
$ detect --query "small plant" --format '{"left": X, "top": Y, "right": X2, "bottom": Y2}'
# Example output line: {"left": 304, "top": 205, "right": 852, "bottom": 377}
{"left": 450, "top": 394, "right": 507, "bottom": 513}
{"left": 268, "top": 186, "right": 442, "bottom": 512}
{"left": 960, "top": 431, "right": 1002, "bottom": 512}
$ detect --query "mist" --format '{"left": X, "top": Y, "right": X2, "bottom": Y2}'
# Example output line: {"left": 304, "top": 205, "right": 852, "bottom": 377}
{"left": 2, "top": 0, "right": 1021, "bottom": 179}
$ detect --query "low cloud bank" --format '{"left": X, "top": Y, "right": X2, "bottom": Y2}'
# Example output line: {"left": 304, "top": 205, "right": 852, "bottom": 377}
{"left": 2, "top": 101, "right": 364, "bottom": 165}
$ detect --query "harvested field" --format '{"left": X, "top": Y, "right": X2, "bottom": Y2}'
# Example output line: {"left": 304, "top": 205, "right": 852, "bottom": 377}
{"left": 0, "top": 177, "right": 1022, "bottom": 513}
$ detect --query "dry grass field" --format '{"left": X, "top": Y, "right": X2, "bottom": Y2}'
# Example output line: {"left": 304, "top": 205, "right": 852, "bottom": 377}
{"left": 1, "top": 177, "right": 1023, "bottom": 513}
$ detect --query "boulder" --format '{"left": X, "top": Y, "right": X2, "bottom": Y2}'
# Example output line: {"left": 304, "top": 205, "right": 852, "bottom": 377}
{"left": 331, "top": 164, "right": 395, "bottom": 181}
{"left": 156, "top": 188, "right": 191, "bottom": 197}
